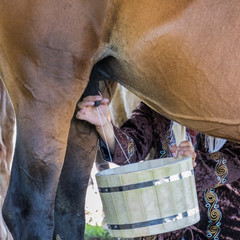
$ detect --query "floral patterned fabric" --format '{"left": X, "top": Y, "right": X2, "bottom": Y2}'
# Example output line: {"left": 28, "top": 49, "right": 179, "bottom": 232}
{"left": 99, "top": 102, "right": 240, "bottom": 240}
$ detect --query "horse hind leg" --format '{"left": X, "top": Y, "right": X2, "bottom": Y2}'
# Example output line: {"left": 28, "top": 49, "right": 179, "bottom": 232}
{"left": 54, "top": 59, "right": 117, "bottom": 239}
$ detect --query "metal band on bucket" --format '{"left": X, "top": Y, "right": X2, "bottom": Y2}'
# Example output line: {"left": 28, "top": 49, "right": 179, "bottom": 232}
{"left": 99, "top": 169, "right": 194, "bottom": 193}
{"left": 108, "top": 206, "right": 199, "bottom": 230}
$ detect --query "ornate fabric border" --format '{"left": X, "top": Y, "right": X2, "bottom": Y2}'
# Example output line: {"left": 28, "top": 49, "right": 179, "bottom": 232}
{"left": 204, "top": 152, "right": 228, "bottom": 239}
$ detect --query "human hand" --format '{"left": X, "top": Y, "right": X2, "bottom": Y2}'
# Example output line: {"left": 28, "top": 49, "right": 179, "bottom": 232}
{"left": 76, "top": 95, "right": 110, "bottom": 128}
{"left": 171, "top": 140, "right": 197, "bottom": 167}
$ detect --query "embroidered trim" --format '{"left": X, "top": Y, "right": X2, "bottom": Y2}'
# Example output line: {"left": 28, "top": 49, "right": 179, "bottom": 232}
{"left": 210, "top": 152, "right": 228, "bottom": 186}
{"left": 204, "top": 189, "right": 222, "bottom": 240}
{"left": 204, "top": 152, "right": 228, "bottom": 239}
{"left": 127, "top": 137, "right": 135, "bottom": 158}
{"left": 168, "top": 122, "right": 176, "bottom": 151}
{"left": 160, "top": 126, "right": 173, "bottom": 158}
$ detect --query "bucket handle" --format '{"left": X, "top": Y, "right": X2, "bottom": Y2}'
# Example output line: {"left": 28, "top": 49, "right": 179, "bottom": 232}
{"left": 172, "top": 122, "right": 186, "bottom": 147}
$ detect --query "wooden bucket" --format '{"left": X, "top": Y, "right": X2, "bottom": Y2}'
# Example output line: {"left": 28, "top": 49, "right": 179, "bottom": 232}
{"left": 96, "top": 156, "right": 200, "bottom": 238}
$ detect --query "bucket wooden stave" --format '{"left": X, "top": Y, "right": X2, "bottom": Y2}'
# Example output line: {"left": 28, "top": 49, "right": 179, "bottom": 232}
{"left": 96, "top": 156, "right": 200, "bottom": 238}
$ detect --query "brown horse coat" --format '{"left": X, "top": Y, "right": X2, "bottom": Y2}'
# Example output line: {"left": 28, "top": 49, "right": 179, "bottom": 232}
{"left": 0, "top": 1, "right": 240, "bottom": 239}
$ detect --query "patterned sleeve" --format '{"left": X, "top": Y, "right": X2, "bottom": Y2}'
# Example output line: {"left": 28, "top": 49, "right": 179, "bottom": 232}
{"left": 99, "top": 102, "right": 155, "bottom": 165}
{"left": 194, "top": 140, "right": 240, "bottom": 191}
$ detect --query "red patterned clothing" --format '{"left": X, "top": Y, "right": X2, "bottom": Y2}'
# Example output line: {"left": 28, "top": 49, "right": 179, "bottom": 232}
{"left": 100, "top": 102, "right": 240, "bottom": 240}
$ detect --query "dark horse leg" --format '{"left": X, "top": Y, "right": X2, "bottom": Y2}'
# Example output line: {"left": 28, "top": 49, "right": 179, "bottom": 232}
{"left": 54, "top": 67, "right": 117, "bottom": 239}
{"left": 54, "top": 115, "right": 98, "bottom": 240}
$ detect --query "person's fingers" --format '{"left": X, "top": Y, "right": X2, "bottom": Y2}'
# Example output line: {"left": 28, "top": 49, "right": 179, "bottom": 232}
{"left": 192, "top": 160, "right": 197, "bottom": 168}
{"left": 78, "top": 96, "right": 102, "bottom": 107}
{"left": 100, "top": 98, "right": 109, "bottom": 105}
{"left": 178, "top": 140, "right": 192, "bottom": 147}
{"left": 78, "top": 100, "right": 97, "bottom": 109}
{"left": 76, "top": 109, "right": 95, "bottom": 122}
{"left": 170, "top": 144, "right": 177, "bottom": 158}
{"left": 178, "top": 148, "right": 195, "bottom": 157}
{"left": 170, "top": 141, "right": 197, "bottom": 168}
{"left": 178, "top": 141, "right": 194, "bottom": 156}
{"left": 178, "top": 140, "right": 196, "bottom": 166}
{"left": 178, "top": 146, "right": 194, "bottom": 155}
{"left": 76, "top": 110, "right": 86, "bottom": 120}
{"left": 178, "top": 147, "right": 196, "bottom": 165}
{"left": 78, "top": 97, "right": 109, "bottom": 109}
{"left": 83, "top": 95, "right": 103, "bottom": 102}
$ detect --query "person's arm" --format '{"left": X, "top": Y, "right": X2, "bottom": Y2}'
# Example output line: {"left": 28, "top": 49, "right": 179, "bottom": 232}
{"left": 76, "top": 95, "right": 116, "bottom": 154}
{"left": 76, "top": 95, "right": 156, "bottom": 164}
{"left": 76, "top": 95, "right": 154, "bottom": 163}
{"left": 77, "top": 96, "right": 196, "bottom": 166}
{"left": 100, "top": 102, "right": 156, "bottom": 165}
{"left": 96, "top": 120, "right": 116, "bottom": 154}
{"left": 194, "top": 140, "right": 240, "bottom": 191}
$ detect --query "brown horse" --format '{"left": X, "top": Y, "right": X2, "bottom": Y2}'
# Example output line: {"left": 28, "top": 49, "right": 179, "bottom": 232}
{"left": 0, "top": 1, "right": 240, "bottom": 239}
